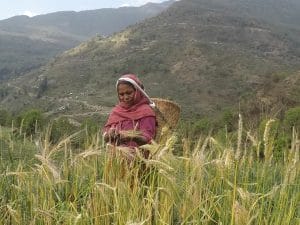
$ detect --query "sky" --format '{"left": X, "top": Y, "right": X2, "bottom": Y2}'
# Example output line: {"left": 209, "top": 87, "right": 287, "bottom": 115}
{"left": 0, "top": 0, "right": 168, "bottom": 20}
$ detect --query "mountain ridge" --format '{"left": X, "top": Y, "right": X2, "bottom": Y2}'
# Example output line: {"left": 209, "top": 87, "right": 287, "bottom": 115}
{"left": 0, "top": 0, "right": 175, "bottom": 80}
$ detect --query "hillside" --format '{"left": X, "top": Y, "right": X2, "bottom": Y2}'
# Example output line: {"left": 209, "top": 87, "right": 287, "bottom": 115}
{"left": 1, "top": 0, "right": 300, "bottom": 120}
{"left": 0, "top": 1, "right": 174, "bottom": 80}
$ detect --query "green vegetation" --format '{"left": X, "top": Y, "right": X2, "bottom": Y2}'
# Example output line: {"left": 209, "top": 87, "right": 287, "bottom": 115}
{"left": 0, "top": 0, "right": 300, "bottom": 221}
{"left": 17, "top": 109, "right": 44, "bottom": 136}
{"left": 2, "top": 0, "right": 300, "bottom": 117}
{"left": 49, "top": 118, "right": 79, "bottom": 143}
{"left": 284, "top": 106, "right": 300, "bottom": 130}
{"left": 0, "top": 109, "right": 12, "bottom": 126}
{"left": 0, "top": 112, "right": 299, "bottom": 224}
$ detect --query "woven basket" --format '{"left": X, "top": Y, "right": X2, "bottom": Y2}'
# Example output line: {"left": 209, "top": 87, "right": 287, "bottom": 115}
{"left": 151, "top": 98, "right": 181, "bottom": 140}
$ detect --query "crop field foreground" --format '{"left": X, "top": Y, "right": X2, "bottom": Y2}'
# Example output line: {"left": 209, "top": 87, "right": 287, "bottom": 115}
{"left": 0, "top": 118, "right": 299, "bottom": 225}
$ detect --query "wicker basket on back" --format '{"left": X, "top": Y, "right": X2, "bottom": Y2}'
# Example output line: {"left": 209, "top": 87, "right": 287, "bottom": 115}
{"left": 151, "top": 98, "right": 181, "bottom": 141}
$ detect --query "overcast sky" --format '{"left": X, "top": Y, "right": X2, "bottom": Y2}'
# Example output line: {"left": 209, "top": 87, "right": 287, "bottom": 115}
{"left": 1, "top": 0, "right": 168, "bottom": 20}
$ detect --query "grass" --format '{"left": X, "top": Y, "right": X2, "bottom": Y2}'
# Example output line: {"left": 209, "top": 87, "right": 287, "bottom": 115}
{"left": 0, "top": 118, "right": 299, "bottom": 224}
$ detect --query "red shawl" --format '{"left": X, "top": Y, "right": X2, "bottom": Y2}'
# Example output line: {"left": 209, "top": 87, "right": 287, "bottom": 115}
{"left": 105, "top": 74, "right": 155, "bottom": 126}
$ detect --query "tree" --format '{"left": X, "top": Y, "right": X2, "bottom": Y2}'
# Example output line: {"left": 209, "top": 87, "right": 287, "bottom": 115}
{"left": 37, "top": 77, "right": 48, "bottom": 98}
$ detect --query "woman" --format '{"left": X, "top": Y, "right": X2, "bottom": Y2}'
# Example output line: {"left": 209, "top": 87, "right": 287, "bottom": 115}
{"left": 103, "top": 74, "right": 156, "bottom": 155}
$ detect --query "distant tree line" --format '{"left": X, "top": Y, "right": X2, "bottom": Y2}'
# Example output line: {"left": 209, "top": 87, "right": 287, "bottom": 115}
{"left": 1, "top": 106, "right": 300, "bottom": 160}
{"left": 0, "top": 108, "right": 103, "bottom": 148}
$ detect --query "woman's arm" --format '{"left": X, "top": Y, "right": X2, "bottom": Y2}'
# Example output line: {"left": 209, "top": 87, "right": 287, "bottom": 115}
{"left": 119, "top": 116, "right": 156, "bottom": 145}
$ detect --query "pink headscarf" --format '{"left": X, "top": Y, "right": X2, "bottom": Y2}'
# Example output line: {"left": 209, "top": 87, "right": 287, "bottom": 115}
{"left": 105, "top": 74, "right": 155, "bottom": 126}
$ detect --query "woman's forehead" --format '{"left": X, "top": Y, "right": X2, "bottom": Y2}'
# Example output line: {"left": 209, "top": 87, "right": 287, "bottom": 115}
{"left": 117, "top": 83, "right": 135, "bottom": 92}
{"left": 118, "top": 81, "right": 135, "bottom": 88}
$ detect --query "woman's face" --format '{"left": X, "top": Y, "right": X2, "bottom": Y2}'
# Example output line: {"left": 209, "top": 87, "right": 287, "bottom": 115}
{"left": 117, "top": 83, "right": 136, "bottom": 107}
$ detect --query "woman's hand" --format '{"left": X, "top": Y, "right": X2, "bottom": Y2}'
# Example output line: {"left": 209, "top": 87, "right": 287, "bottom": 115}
{"left": 104, "top": 129, "right": 148, "bottom": 146}
{"left": 104, "top": 128, "right": 120, "bottom": 143}
{"left": 118, "top": 130, "right": 148, "bottom": 145}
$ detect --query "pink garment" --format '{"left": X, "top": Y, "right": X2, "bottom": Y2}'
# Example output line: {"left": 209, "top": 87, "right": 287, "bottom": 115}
{"left": 105, "top": 74, "right": 155, "bottom": 126}
{"left": 104, "top": 116, "right": 156, "bottom": 148}
{"left": 104, "top": 74, "right": 156, "bottom": 148}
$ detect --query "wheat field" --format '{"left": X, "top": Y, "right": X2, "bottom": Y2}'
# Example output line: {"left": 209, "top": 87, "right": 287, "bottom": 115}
{"left": 0, "top": 118, "right": 299, "bottom": 225}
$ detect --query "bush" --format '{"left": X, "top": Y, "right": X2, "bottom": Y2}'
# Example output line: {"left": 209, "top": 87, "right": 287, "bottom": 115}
{"left": 284, "top": 106, "right": 300, "bottom": 130}
{"left": 0, "top": 109, "right": 12, "bottom": 126}
{"left": 193, "top": 117, "right": 212, "bottom": 134}
{"left": 273, "top": 134, "right": 289, "bottom": 161}
{"left": 50, "top": 118, "right": 78, "bottom": 143}
{"left": 19, "top": 109, "right": 44, "bottom": 136}
{"left": 220, "top": 109, "right": 237, "bottom": 132}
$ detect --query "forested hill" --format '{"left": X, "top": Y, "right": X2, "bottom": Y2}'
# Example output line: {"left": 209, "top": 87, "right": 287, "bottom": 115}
{"left": 0, "top": 0, "right": 174, "bottom": 80}
{"left": 1, "top": 0, "right": 300, "bottom": 120}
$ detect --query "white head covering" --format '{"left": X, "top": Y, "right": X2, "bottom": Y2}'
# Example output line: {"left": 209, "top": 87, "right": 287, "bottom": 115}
{"left": 116, "top": 76, "right": 156, "bottom": 108}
